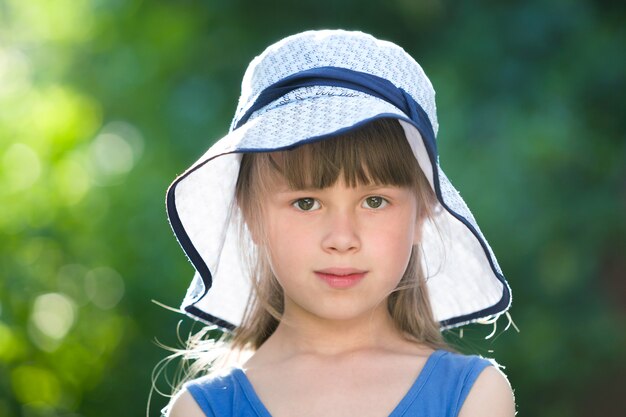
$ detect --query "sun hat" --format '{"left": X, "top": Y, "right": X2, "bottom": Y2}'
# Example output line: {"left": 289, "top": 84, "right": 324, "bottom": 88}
{"left": 165, "top": 29, "right": 511, "bottom": 331}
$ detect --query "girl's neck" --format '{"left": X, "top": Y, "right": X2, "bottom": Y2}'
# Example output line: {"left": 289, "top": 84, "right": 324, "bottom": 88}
{"left": 256, "top": 304, "right": 413, "bottom": 359}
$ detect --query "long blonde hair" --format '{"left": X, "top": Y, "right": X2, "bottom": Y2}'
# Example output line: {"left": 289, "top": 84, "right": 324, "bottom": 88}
{"left": 233, "top": 117, "right": 449, "bottom": 351}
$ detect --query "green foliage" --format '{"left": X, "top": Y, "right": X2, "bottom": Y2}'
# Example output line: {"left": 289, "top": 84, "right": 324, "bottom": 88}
{"left": 0, "top": 0, "right": 624, "bottom": 416}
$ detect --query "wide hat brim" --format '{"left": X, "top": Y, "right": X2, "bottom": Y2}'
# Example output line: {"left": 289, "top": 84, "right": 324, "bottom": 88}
{"left": 166, "top": 88, "right": 511, "bottom": 330}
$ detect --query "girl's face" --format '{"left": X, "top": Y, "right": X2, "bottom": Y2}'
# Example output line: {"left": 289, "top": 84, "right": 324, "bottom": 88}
{"left": 260, "top": 174, "right": 422, "bottom": 324}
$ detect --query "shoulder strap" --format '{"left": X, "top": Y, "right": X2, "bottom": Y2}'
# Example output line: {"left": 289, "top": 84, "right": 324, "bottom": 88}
{"left": 185, "top": 368, "right": 269, "bottom": 417}
{"left": 185, "top": 372, "right": 232, "bottom": 417}
{"left": 402, "top": 351, "right": 493, "bottom": 417}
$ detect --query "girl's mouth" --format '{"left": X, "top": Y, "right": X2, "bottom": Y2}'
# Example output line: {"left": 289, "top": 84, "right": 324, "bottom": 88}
{"left": 314, "top": 268, "right": 367, "bottom": 289}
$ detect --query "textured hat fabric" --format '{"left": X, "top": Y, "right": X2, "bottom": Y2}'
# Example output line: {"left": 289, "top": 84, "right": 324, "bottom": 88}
{"left": 166, "top": 29, "right": 511, "bottom": 330}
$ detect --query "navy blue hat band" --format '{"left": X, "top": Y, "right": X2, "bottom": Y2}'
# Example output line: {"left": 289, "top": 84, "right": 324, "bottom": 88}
{"left": 234, "top": 66, "right": 438, "bottom": 158}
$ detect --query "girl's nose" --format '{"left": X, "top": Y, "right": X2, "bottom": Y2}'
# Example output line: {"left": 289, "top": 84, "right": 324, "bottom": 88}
{"left": 321, "top": 209, "right": 361, "bottom": 253}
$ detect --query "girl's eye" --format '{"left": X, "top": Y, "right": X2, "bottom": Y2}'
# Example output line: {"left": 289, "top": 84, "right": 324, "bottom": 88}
{"left": 363, "top": 196, "right": 388, "bottom": 209}
{"left": 292, "top": 198, "right": 320, "bottom": 211}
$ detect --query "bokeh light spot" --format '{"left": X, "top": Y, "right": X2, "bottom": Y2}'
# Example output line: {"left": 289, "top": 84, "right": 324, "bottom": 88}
{"left": 85, "top": 267, "right": 125, "bottom": 309}
{"left": 93, "top": 132, "right": 134, "bottom": 174}
{"left": 0, "top": 322, "right": 21, "bottom": 362}
{"left": 2, "top": 143, "right": 41, "bottom": 191}
{"left": 0, "top": 47, "right": 32, "bottom": 97}
{"left": 53, "top": 152, "right": 92, "bottom": 205}
{"left": 16, "top": 237, "right": 61, "bottom": 269}
{"left": 88, "top": 120, "right": 144, "bottom": 186}
{"left": 6, "top": 0, "right": 95, "bottom": 43}
{"left": 102, "top": 120, "right": 145, "bottom": 160}
{"left": 10, "top": 365, "right": 61, "bottom": 407}
{"left": 57, "top": 264, "right": 90, "bottom": 306}
{"left": 31, "top": 293, "right": 76, "bottom": 341}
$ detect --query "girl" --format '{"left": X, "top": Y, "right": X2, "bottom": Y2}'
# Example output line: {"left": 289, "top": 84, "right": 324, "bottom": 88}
{"left": 163, "top": 30, "right": 515, "bottom": 416}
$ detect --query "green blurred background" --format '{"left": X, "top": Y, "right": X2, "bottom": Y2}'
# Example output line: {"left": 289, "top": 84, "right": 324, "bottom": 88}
{"left": 1, "top": 0, "right": 624, "bottom": 416}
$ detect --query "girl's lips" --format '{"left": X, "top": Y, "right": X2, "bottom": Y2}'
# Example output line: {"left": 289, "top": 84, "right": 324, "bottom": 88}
{"left": 314, "top": 270, "right": 367, "bottom": 289}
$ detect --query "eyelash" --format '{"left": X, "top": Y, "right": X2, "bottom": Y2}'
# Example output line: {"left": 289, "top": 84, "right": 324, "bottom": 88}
{"left": 291, "top": 196, "right": 389, "bottom": 211}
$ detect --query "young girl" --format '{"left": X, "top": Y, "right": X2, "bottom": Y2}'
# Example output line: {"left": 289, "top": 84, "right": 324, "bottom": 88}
{"left": 163, "top": 30, "right": 515, "bottom": 416}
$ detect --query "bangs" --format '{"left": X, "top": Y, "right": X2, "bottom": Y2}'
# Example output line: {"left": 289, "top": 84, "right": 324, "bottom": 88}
{"left": 253, "top": 118, "right": 421, "bottom": 190}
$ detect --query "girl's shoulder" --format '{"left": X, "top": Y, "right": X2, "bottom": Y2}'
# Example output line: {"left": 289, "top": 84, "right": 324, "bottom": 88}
{"left": 458, "top": 365, "right": 516, "bottom": 417}
{"left": 414, "top": 349, "right": 514, "bottom": 417}
{"left": 432, "top": 351, "right": 515, "bottom": 417}
{"left": 166, "top": 367, "right": 249, "bottom": 417}
{"left": 166, "top": 388, "right": 206, "bottom": 417}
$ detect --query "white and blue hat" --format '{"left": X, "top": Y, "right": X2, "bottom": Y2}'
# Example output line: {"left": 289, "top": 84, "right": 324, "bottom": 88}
{"left": 166, "top": 30, "right": 511, "bottom": 330}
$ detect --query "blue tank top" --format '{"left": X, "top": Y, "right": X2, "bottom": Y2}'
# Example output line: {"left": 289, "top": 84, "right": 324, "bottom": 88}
{"left": 185, "top": 349, "right": 493, "bottom": 417}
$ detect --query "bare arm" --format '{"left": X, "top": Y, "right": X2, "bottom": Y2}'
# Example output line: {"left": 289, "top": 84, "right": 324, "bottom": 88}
{"left": 458, "top": 366, "right": 516, "bottom": 417}
{"left": 166, "top": 389, "right": 206, "bottom": 417}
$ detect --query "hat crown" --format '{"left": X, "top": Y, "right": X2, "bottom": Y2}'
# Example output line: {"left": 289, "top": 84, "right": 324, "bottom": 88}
{"left": 232, "top": 30, "right": 439, "bottom": 135}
